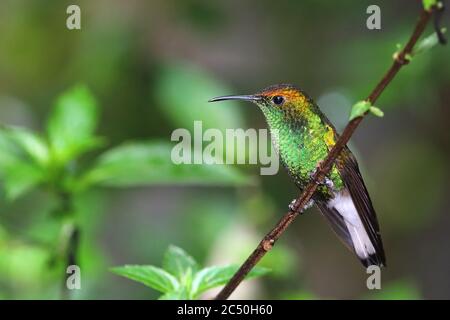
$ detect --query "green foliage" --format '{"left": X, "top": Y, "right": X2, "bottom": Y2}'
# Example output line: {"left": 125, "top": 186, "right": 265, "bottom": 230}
{"left": 367, "top": 280, "right": 421, "bottom": 300}
{"left": 0, "top": 129, "right": 46, "bottom": 200}
{"left": 47, "top": 85, "right": 102, "bottom": 164}
{"left": 0, "top": 85, "right": 103, "bottom": 198}
{"left": 7, "top": 127, "right": 49, "bottom": 166}
{"left": 1, "top": 1, "right": 445, "bottom": 300}
{"left": 1, "top": 160, "right": 45, "bottom": 200}
{"left": 77, "top": 142, "right": 251, "bottom": 190}
{"left": 163, "top": 245, "right": 199, "bottom": 279}
{"left": 422, "top": 0, "right": 437, "bottom": 11}
{"left": 0, "top": 85, "right": 252, "bottom": 198}
{"left": 111, "top": 265, "right": 179, "bottom": 293}
{"left": 0, "top": 84, "right": 253, "bottom": 299}
{"left": 111, "top": 245, "right": 270, "bottom": 299}
{"left": 190, "top": 265, "right": 267, "bottom": 296}
{"left": 349, "top": 100, "right": 383, "bottom": 121}
{"left": 0, "top": 225, "right": 59, "bottom": 299}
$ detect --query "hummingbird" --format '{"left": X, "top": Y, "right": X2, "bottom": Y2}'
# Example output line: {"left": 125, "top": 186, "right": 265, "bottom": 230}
{"left": 209, "top": 84, "right": 386, "bottom": 267}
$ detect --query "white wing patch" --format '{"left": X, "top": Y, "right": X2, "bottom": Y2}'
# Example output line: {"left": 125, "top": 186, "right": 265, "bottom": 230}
{"left": 327, "top": 191, "right": 376, "bottom": 259}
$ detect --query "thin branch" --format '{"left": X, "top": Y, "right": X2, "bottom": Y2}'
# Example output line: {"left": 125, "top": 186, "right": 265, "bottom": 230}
{"left": 56, "top": 191, "right": 80, "bottom": 300}
{"left": 215, "top": 7, "right": 438, "bottom": 300}
{"left": 61, "top": 224, "right": 80, "bottom": 299}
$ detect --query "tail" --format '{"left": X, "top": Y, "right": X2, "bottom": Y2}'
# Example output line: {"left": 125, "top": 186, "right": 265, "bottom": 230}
{"left": 315, "top": 152, "right": 386, "bottom": 267}
{"left": 317, "top": 190, "right": 385, "bottom": 267}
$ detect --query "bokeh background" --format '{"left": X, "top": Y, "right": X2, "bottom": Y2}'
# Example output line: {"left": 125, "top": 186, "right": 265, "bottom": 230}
{"left": 0, "top": 0, "right": 449, "bottom": 299}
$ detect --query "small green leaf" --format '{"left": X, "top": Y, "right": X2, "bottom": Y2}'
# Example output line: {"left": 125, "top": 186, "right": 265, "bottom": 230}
{"left": 78, "top": 141, "right": 253, "bottom": 190}
{"left": 413, "top": 28, "right": 447, "bottom": 56}
{"left": 0, "top": 130, "right": 45, "bottom": 199}
{"left": 7, "top": 127, "right": 49, "bottom": 166}
{"left": 191, "top": 265, "right": 270, "bottom": 297}
{"left": 422, "top": 0, "right": 437, "bottom": 10}
{"left": 369, "top": 106, "right": 384, "bottom": 118}
{"left": 368, "top": 280, "right": 421, "bottom": 300}
{"left": 47, "top": 85, "right": 101, "bottom": 163}
{"left": 163, "top": 245, "right": 199, "bottom": 280}
{"left": 349, "top": 101, "right": 383, "bottom": 121}
{"left": 0, "top": 241, "right": 50, "bottom": 284}
{"left": 349, "top": 100, "right": 371, "bottom": 121}
{"left": 111, "top": 265, "right": 179, "bottom": 293}
{"left": 0, "top": 131, "right": 22, "bottom": 167}
{"left": 1, "top": 161, "right": 45, "bottom": 200}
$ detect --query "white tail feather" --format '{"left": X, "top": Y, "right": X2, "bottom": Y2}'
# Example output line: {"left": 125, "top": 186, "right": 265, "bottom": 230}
{"left": 328, "top": 191, "right": 375, "bottom": 259}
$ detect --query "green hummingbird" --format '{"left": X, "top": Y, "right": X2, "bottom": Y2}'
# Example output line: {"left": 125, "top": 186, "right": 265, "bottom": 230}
{"left": 209, "top": 84, "right": 386, "bottom": 267}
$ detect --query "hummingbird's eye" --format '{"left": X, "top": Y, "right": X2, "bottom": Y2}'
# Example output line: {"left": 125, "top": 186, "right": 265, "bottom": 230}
{"left": 272, "top": 95, "right": 284, "bottom": 105}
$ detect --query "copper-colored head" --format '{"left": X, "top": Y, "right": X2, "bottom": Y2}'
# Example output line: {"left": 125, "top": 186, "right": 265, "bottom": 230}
{"left": 209, "top": 84, "right": 309, "bottom": 110}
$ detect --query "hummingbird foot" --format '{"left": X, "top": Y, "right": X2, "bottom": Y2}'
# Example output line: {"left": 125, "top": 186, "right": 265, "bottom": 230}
{"left": 308, "top": 169, "right": 334, "bottom": 190}
{"left": 323, "top": 176, "right": 334, "bottom": 189}
{"left": 289, "top": 198, "right": 314, "bottom": 214}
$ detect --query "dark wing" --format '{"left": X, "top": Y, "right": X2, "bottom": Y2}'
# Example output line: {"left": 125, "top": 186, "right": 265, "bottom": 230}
{"left": 315, "top": 201, "right": 354, "bottom": 252}
{"left": 338, "top": 150, "right": 386, "bottom": 267}
{"left": 308, "top": 108, "right": 385, "bottom": 266}
{"left": 316, "top": 198, "right": 385, "bottom": 268}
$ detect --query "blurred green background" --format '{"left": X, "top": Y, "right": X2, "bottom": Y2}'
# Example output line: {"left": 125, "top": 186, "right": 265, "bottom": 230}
{"left": 0, "top": 0, "right": 449, "bottom": 299}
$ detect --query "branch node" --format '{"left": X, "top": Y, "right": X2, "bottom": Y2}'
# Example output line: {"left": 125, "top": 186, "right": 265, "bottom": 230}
{"left": 393, "top": 51, "right": 410, "bottom": 65}
{"left": 262, "top": 239, "right": 275, "bottom": 252}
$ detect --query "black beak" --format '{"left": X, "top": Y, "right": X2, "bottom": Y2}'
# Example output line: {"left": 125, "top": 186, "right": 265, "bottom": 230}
{"left": 208, "top": 95, "right": 261, "bottom": 103}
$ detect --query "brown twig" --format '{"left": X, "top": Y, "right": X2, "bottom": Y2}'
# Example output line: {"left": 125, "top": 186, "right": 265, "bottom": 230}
{"left": 60, "top": 222, "right": 79, "bottom": 300}
{"left": 215, "top": 6, "right": 438, "bottom": 300}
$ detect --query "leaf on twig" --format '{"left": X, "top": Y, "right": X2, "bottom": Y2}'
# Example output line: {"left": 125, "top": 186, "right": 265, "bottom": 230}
{"left": 110, "top": 265, "right": 179, "bottom": 293}
{"left": 369, "top": 106, "right": 384, "bottom": 118}
{"left": 413, "top": 28, "right": 447, "bottom": 56}
{"left": 163, "top": 245, "right": 199, "bottom": 280}
{"left": 349, "top": 101, "right": 384, "bottom": 121}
